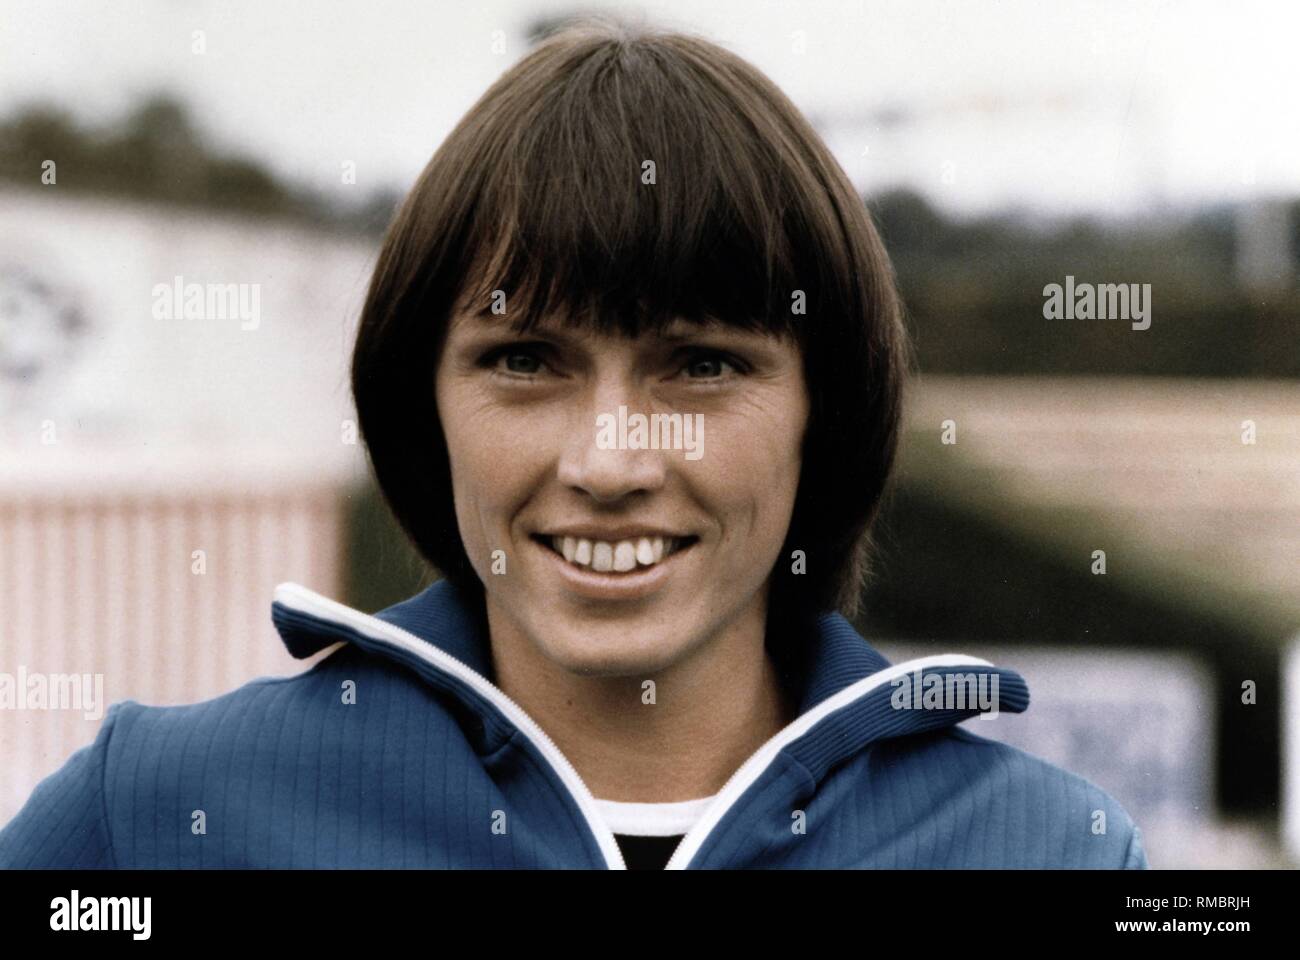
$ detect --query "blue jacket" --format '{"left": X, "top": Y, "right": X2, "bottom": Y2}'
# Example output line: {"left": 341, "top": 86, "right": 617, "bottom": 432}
{"left": 0, "top": 578, "right": 1148, "bottom": 869}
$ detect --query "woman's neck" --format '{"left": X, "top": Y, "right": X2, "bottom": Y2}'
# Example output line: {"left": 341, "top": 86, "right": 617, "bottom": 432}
{"left": 486, "top": 600, "right": 797, "bottom": 803}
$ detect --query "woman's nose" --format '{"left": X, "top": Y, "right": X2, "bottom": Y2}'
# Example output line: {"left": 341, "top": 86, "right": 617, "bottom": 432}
{"left": 556, "top": 392, "right": 669, "bottom": 503}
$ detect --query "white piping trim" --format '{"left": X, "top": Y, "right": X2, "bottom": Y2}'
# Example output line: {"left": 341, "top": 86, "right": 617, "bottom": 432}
{"left": 272, "top": 582, "right": 629, "bottom": 869}
{"left": 663, "top": 653, "right": 995, "bottom": 869}
{"left": 594, "top": 795, "right": 718, "bottom": 837}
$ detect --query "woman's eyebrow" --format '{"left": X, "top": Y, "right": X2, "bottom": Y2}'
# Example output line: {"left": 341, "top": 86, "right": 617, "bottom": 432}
{"left": 450, "top": 307, "right": 527, "bottom": 333}
{"left": 657, "top": 322, "right": 770, "bottom": 344}
{"left": 452, "top": 311, "right": 580, "bottom": 345}
{"left": 657, "top": 326, "right": 720, "bottom": 343}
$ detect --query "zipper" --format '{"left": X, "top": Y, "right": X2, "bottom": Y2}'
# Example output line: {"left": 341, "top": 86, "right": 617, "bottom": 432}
{"left": 273, "top": 582, "right": 628, "bottom": 869}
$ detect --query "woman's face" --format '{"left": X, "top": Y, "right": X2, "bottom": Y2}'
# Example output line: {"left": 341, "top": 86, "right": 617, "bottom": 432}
{"left": 435, "top": 307, "right": 809, "bottom": 677}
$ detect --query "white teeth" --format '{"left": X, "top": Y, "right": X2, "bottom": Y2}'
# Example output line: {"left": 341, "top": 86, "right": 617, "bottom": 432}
{"left": 544, "top": 534, "right": 691, "bottom": 572}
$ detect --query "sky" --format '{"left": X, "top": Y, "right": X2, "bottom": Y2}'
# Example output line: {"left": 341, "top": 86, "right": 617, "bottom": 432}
{"left": 1, "top": 0, "right": 1298, "bottom": 217}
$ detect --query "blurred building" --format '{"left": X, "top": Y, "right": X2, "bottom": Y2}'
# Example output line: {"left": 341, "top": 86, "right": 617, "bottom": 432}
{"left": 0, "top": 187, "right": 376, "bottom": 825}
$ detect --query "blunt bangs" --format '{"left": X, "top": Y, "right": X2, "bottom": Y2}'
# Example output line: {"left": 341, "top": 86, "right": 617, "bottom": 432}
{"left": 446, "top": 26, "right": 862, "bottom": 345}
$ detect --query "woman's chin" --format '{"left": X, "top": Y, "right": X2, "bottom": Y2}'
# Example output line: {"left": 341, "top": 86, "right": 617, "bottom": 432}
{"left": 529, "top": 618, "right": 701, "bottom": 678}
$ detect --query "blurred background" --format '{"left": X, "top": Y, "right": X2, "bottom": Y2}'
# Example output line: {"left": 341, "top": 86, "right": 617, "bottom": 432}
{"left": 0, "top": 0, "right": 1297, "bottom": 868}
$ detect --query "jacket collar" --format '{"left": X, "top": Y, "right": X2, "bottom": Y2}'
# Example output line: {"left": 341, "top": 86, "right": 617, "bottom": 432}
{"left": 272, "top": 576, "right": 1028, "bottom": 745}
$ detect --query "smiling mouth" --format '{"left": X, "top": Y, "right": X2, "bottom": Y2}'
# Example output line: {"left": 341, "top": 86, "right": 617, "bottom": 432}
{"left": 531, "top": 533, "right": 699, "bottom": 573}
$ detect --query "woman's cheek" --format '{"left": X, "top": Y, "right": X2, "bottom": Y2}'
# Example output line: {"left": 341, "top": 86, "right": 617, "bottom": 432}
{"left": 713, "top": 394, "right": 804, "bottom": 481}
{"left": 448, "top": 393, "right": 536, "bottom": 472}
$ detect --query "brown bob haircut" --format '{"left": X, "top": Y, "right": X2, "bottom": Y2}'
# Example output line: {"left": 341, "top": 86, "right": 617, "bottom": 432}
{"left": 351, "top": 15, "right": 913, "bottom": 636}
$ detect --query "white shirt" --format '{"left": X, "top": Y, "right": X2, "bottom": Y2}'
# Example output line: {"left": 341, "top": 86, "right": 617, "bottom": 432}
{"left": 593, "top": 795, "right": 718, "bottom": 837}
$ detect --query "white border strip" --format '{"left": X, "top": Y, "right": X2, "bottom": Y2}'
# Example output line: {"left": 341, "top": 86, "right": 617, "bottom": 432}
{"left": 273, "top": 581, "right": 629, "bottom": 869}
{"left": 663, "top": 653, "right": 995, "bottom": 869}
{"left": 1283, "top": 632, "right": 1300, "bottom": 864}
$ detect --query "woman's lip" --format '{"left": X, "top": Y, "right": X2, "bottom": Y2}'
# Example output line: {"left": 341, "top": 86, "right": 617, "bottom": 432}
{"left": 529, "top": 534, "right": 695, "bottom": 600}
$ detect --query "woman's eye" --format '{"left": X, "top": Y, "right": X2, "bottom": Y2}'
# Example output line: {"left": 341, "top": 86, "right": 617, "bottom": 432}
{"left": 679, "top": 351, "right": 741, "bottom": 380}
{"left": 502, "top": 350, "right": 542, "bottom": 374}
{"left": 478, "top": 344, "right": 743, "bottom": 383}
{"left": 481, "top": 345, "right": 548, "bottom": 377}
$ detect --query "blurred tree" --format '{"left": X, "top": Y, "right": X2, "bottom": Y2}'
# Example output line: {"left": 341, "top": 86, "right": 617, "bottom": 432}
{"left": 867, "top": 188, "right": 1299, "bottom": 378}
{"left": 0, "top": 94, "right": 391, "bottom": 236}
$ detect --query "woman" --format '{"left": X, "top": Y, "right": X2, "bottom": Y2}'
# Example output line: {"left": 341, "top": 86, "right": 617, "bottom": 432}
{"left": 0, "top": 17, "right": 1146, "bottom": 869}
